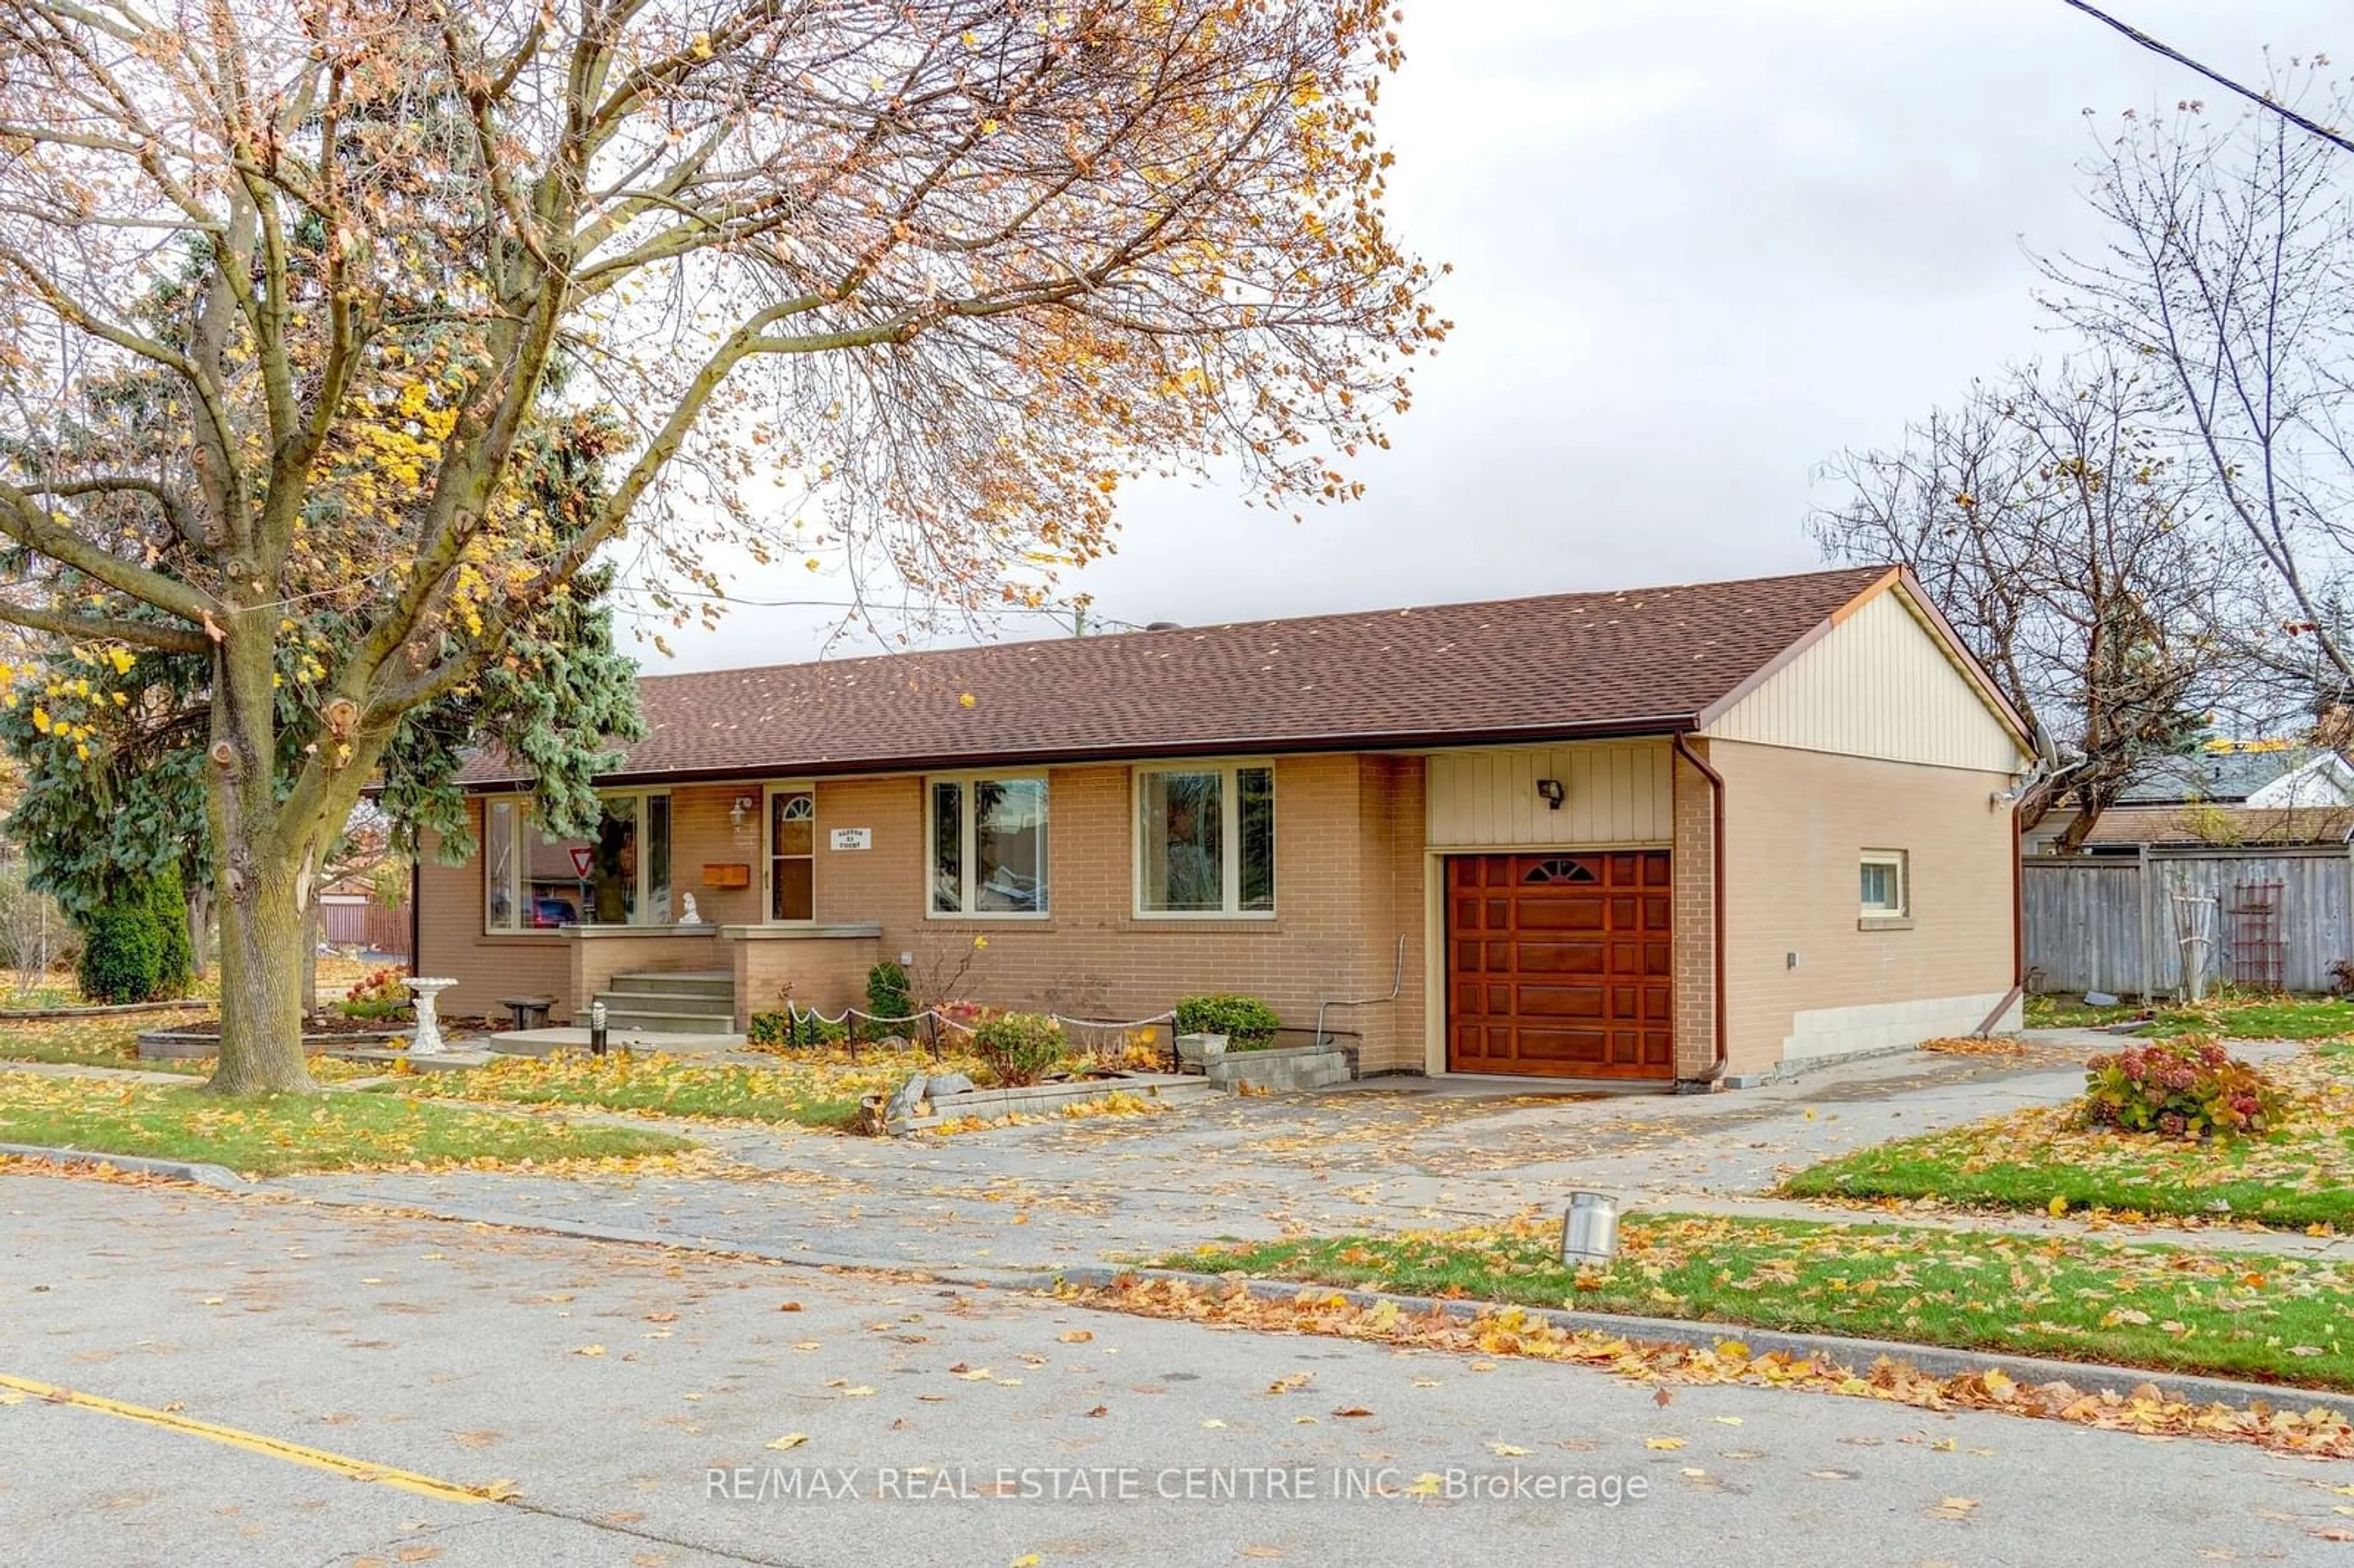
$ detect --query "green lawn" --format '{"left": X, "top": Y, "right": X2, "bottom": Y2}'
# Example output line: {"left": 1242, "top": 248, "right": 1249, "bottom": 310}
{"left": 384, "top": 1047, "right": 988, "bottom": 1130}
{"left": 2144, "top": 996, "right": 2354, "bottom": 1041}
{"left": 2025, "top": 990, "right": 2354, "bottom": 1041}
{"left": 1785, "top": 1045, "right": 2354, "bottom": 1230}
{"left": 2025, "top": 993, "right": 2147, "bottom": 1030}
{"left": 0, "top": 1014, "right": 212, "bottom": 1073}
{"left": 0, "top": 1073, "right": 693, "bottom": 1176}
{"left": 1158, "top": 1213, "right": 2354, "bottom": 1390}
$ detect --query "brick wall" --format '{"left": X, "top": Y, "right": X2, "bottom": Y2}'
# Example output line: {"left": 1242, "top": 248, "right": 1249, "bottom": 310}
{"left": 1712, "top": 739, "right": 2017, "bottom": 1075}
{"left": 418, "top": 756, "right": 1429, "bottom": 1052}
{"left": 804, "top": 757, "right": 1411, "bottom": 1050}
{"left": 1670, "top": 745, "right": 1718, "bottom": 1080}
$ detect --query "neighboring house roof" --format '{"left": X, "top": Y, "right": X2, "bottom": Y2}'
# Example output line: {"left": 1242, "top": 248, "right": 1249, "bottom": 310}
{"left": 2245, "top": 752, "right": 2354, "bottom": 810}
{"left": 457, "top": 565, "right": 1992, "bottom": 787}
{"left": 2116, "top": 747, "right": 2335, "bottom": 805}
{"left": 2076, "top": 802, "right": 2354, "bottom": 848}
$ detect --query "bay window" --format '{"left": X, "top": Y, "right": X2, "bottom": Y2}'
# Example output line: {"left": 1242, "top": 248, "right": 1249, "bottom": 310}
{"left": 1135, "top": 762, "right": 1274, "bottom": 916}
{"left": 483, "top": 792, "right": 671, "bottom": 932}
{"left": 929, "top": 776, "right": 1049, "bottom": 916}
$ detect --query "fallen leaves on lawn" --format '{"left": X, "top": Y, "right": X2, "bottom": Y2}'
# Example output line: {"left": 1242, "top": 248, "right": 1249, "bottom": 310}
{"left": 0, "top": 1072, "right": 699, "bottom": 1176}
{"left": 1792, "top": 1045, "right": 2354, "bottom": 1230}
{"left": 1163, "top": 1212, "right": 2354, "bottom": 1392}
{"left": 400, "top": 1047, "right": 995, "bottom": 1130}
{"left": 1062, "top": 1276, "right": 2354, "bottom": 1462}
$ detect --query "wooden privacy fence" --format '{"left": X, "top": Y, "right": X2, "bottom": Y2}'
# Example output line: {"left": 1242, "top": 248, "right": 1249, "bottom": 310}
{"left": 2022, "top": 847, "right": 2354, "bottom": 998}
{"left": 319, "top": 899, "right": 410, "bottom": 957}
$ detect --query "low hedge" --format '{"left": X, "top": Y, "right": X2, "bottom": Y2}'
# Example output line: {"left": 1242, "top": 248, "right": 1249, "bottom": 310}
{"left": 1175, "top": 993, "right": 1282, "bottom": 1049}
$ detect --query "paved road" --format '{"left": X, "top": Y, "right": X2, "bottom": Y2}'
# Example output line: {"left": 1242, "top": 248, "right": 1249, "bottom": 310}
{"left": 6, "top": 1174, "right": 2351, "bottom": 1568}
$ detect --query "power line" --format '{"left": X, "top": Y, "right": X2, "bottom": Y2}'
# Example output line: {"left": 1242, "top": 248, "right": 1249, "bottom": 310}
{"left": 2062, "top": 0, "right": 2354, "bottom": 156}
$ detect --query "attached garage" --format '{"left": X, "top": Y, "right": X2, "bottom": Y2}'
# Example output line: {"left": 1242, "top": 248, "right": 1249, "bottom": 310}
{"left": 1445, "top": 851, "right": 1675, "bottom": 1079}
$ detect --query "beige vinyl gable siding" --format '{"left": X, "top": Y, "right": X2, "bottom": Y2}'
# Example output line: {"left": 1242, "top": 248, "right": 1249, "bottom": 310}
{"left": 1701, "top": 586, "right": 2027, "bottom": 774}
{"left": 1425, "top": 741, "right": 1673, "bottom": 847}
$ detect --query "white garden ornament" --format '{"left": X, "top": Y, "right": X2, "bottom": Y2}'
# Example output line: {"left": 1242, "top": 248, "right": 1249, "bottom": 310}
{"left": 403, "top": 977, "right": 459, "bottom": 1057}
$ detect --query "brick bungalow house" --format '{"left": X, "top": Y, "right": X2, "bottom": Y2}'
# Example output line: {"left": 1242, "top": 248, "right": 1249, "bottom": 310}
{"left": 415, "top": 564, "right": 2033, "bottom": 1087}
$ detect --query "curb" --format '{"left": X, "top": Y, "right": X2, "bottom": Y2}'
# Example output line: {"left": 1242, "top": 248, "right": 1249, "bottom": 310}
{"left": 0, "top": 1142, "right": 246, "bottom": 1190}
{"left": 1034, "top": 1265, "right": 2354, "bottom": 1424}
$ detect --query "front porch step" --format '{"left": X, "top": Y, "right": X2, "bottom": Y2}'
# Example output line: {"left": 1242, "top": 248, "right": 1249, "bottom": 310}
{"left": 594, "top": 988, "right": 735, "bottom": 1014}
{"left": 490, "top": 1027, "right": 747, "bottom": 1057}
{"left": 592, "top": 1003, "right": 737, "bottom": 1034}
{"left": 606, "top": 970, "right": 733, "bottom": 999}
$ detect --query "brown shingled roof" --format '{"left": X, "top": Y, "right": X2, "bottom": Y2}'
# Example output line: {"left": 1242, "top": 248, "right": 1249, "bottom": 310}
{"left": 457, "top": 565, "right": 1901, "bottom": 787}
{"left": 2077, "top": 802, "right": 2354, "bottom": 848}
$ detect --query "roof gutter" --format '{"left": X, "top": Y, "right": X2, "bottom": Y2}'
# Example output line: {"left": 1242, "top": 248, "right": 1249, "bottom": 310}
{"left": 457, "top": 714, "right": 1712, "bottom": 793}
{"left": 1671, "top": 733, "right": 1729, "bottom": 1090}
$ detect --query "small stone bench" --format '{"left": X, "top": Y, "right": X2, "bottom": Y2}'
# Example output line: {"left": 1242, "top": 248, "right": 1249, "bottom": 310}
{"left": 497, "top": 995, "right": 556, "bottom": 1030}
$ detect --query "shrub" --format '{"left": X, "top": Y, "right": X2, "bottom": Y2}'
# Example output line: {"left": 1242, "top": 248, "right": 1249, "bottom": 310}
{"left": 147, "top": 869, "right": 193, "bottom": 999}
{"left": 1174, "top": 993, "right": 1282, "bottom": 1049}
{"left": 971, "top": 1012, "right": 1067, "bottom": 1087}
{"left": 340, "top": 965, "right": 410, "bottom": 1020}
{"left": 77, "top": 899, "right": 160, "bottom": 1004}
{"left": 2079, "top": 1034, "right": 2282, "bottom": 1140}
{"left": 748, "top": 1007, "right": 847, "bottom": 1049}
{"left": 865, "top": 959, "right": 916, "bottom": 1029}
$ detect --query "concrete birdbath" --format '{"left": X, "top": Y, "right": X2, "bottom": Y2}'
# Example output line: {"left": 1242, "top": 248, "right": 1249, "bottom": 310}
{"left": 402, "top": 977, "right": 459, "bottom": 1057}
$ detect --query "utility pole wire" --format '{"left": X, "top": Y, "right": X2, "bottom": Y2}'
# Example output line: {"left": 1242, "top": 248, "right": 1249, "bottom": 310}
{"left": 2061, "top": 0, "right": 2354, "bottom": 156}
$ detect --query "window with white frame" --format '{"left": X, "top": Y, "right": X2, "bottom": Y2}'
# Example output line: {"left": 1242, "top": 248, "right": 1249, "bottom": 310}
{"left": 1135, "top": 762, "right": 1274, "bottom": 916}
{"left": 1859, "top": 850, "right": 1907, "bottom": 917}
{"left": 483, "top": 793, "right": 671, "bottom": 932}
{"left": 928, "top": 776, "right": 1049, "bottom": 916}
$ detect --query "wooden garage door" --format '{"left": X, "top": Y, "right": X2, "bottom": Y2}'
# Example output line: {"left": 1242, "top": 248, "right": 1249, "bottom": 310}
{"left": 1447, "top": 851, "right": 1674, "bottom": 1079}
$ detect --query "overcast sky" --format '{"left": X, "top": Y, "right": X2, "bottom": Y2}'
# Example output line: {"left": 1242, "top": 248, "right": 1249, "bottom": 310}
{"left": 631, "top": 0, "right": 2348, "bottom": 673}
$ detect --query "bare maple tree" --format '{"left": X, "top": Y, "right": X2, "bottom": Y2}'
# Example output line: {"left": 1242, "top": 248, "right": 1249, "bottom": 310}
{"left": 1811, "top": 356, "right": 2239, "bottom": 850}
{"left": 0, "top": 0, "right": 1444, "bottom": 1091}
{"left": 2040, "top": 80, "right": 2354, "bottom": 707}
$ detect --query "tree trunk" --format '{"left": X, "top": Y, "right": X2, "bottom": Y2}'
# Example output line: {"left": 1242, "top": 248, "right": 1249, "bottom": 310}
{"left": 208, "top": 859, "right": 315, "bottom": 1094}
{"left": 302, "top": 897, "right": 320, "bottom": 1017}
{"left": 204, "top": 607, "right": 318, "bottom": 1096}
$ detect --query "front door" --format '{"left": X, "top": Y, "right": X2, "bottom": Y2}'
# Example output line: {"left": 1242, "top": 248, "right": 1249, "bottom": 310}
{"left": 1446, "top": 851, "right": 1673, "bottom": 1079}
{"left": 766, "top": 786, "right": 815, "bottom": 922}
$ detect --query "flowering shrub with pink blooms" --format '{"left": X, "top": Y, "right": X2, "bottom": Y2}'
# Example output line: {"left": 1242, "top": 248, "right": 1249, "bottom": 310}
{"left": 2078, "top": 1035, "right": 2282, "bottom": 1140}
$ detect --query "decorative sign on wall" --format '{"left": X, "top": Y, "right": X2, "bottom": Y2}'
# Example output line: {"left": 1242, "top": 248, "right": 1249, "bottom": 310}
{"left": 829, "top": 827, "right": 873, "bottom": 851}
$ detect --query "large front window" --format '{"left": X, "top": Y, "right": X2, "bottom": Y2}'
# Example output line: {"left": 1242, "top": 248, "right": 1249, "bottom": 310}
{"left": 929, "top": 776, "right": 1049, "bottom": 916}
{"left": 1135, "top": 763, "right": 1274, "bottom": 916}
{"left": 483, "top": 793, "right": 671, "bottom": 932}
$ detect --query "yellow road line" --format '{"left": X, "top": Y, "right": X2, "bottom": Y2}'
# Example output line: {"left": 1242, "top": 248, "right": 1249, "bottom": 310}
{"left": 0, "top": 1372, "right": 502, "bottom": 1504}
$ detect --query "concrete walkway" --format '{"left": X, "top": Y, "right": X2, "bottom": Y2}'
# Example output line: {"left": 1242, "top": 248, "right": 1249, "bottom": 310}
{"left": 257, "top": 1031, "right": 2349, "bottom": 1273}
